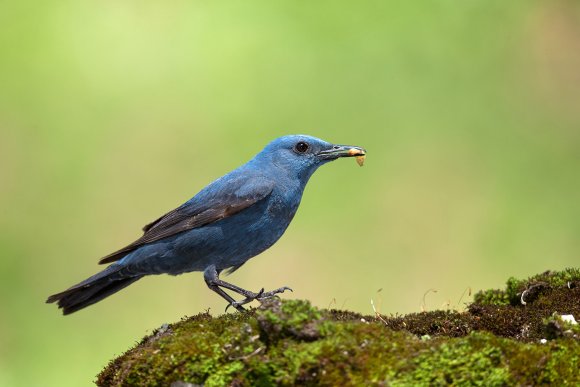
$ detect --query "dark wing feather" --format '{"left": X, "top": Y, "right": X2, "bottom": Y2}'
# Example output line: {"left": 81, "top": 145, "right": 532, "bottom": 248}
{"left": 99, "top": 176, "right": 274, "bottom": 264}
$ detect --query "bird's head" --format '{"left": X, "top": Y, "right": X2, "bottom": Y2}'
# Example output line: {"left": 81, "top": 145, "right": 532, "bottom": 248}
{"left": 254, "top": 135, "right": 366, "bottom": 182}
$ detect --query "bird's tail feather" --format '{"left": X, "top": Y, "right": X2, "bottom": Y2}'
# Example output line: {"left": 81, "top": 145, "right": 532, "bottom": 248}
{"left": 46, "top": 265, "right": 142, "bottom": 315}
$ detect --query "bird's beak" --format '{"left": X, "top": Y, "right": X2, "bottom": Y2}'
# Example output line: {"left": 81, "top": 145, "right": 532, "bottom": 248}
{"left": 317, "top": 144, "right": 367, "bottom": 161}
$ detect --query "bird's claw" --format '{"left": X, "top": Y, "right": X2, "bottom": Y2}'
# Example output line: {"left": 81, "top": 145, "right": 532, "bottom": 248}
{"left": 225, "top": 302, "right": 241, "bottom": 312}
{"left": 225, "top": 286, "right": 292, "bottom": 312}
{"left": 256, "top": 286, "right": 293, "bottom": 300}
{"left": 225, "top": 288, "right": 265, "bottom": 311}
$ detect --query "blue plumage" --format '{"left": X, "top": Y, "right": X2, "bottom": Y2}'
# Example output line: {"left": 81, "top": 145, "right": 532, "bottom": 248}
{"left": 47, "top": 135, "right": 366, "bottom": 314}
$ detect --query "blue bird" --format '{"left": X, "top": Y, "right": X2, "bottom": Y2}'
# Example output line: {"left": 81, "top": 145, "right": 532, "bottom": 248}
{"left": 47, "top": 135, "right": 366, "bottom": 314}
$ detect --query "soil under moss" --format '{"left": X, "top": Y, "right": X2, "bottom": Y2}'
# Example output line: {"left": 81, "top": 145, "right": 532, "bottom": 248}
{"left": 97, "top": 269, "right": 580, "bottom": 386}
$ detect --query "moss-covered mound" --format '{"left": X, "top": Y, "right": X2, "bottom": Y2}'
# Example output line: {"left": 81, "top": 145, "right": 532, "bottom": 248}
{"left": 98, "top": 269, "right": 580, "bottom": 386}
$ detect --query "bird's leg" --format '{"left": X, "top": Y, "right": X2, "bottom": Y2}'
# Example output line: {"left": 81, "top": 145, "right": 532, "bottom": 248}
{"left": 207, "top": 282, "right": 246, "bottom": 312}
{"left": 204, "top": 265, "right": 263, "bottom": 311}
{"left": 204, "top": 266, "right": 247, "bottom": 312}
{"left": 204, "top": 265, "right": 261, "bottom": 298}
{"left": 203, "top": 265, "right": 292, "bottom": 311}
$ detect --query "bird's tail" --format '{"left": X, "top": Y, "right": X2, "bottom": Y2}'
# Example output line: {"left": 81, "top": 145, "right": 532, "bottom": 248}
{"left": 46, "top": 265, "right": 142, "bottom": 315}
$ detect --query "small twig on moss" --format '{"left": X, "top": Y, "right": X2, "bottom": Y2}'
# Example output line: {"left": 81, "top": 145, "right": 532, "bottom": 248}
{"left": 520, "top": 282, "right": 548, "bottom": 305}
{"left": 456, "top": 286, "right": 472, "bottom": 310}
{"left": 371, "top": 288, "right": 389, "bottom": 325}
{"left": 228, "top": 347, "right": 264, "bottom": 361}
{"left": 421, "top": 288, "right": 438, "bottom": 312}
{"left": 370, "top": 298, "right": 388, "bottom": 326}
{"left": 328, "top": 298, "right": 336, "bottom": 309}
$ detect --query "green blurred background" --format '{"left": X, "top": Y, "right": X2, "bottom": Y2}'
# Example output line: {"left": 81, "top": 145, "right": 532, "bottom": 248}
{"left": 1, "top": 1, "right": 579, "bottom": 385}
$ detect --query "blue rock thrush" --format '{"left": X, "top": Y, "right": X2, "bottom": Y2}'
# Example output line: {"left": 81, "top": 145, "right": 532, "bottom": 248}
{"left": 47, "top": 135, "right": 366, "bottom": 314}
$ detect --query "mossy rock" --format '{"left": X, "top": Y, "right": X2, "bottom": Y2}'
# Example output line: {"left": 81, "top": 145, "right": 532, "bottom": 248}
{"left": 98, "top": 269, "right": 580, "bottom": 386}
{"left": 473, "top": 268, "right": 580, "bottom": 306}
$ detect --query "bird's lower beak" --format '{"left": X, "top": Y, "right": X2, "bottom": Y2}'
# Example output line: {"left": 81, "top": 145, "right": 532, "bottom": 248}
{"left": 317, "top": 145, "right": 367, "bottom": 161}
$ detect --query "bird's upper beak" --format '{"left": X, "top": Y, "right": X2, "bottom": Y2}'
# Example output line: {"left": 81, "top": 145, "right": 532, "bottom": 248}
{"left": 317, "top": 144, "right": 367, "bottom": 161}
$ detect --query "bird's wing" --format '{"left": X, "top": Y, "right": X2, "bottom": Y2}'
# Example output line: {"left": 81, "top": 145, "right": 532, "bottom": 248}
{"left": 98, "top": 176, "right": 275, "bottom": 264}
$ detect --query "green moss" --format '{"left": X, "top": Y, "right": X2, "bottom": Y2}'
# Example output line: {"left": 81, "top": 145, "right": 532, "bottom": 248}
{"left": 257, "top": 299, "right": 325, "bottom": 342}
{"left": 475, "top": 268, "right": 580, "bottom": 306}
{"left": 98, "top": 269, "right": 580, "bottom": 386}
{"left": 473, "top": 288, "right": 511, "bottom": 306}
{"left": 393, "top": 333, "right": 512, "bottom": 386}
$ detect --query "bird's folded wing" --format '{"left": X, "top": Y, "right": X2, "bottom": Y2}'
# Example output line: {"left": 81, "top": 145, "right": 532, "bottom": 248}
{"left": 99, "top": 176, "right": 275, "bottom": 264}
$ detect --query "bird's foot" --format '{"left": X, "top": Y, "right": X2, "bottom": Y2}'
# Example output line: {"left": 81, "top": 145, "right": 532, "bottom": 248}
{"left": 227, "top": 289, "right": 263, "bottom": 311}
{"left": 257, "top": 286, "right": 293, "bottom": 300}
{"left": 225, "top": 288, "right": 265, "bottom": 311}
{"left": 225, "top": 286, "right": 293, "bottom": 311}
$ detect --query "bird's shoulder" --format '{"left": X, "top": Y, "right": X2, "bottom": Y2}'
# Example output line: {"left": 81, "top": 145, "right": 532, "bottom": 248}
{"left": 145, "top": 170, "right": 277, "bottom": 233}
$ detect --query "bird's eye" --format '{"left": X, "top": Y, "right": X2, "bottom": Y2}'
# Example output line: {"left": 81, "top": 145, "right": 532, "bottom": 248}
{"left": 294, "top": 141, "right": 309, "bottom": 153}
